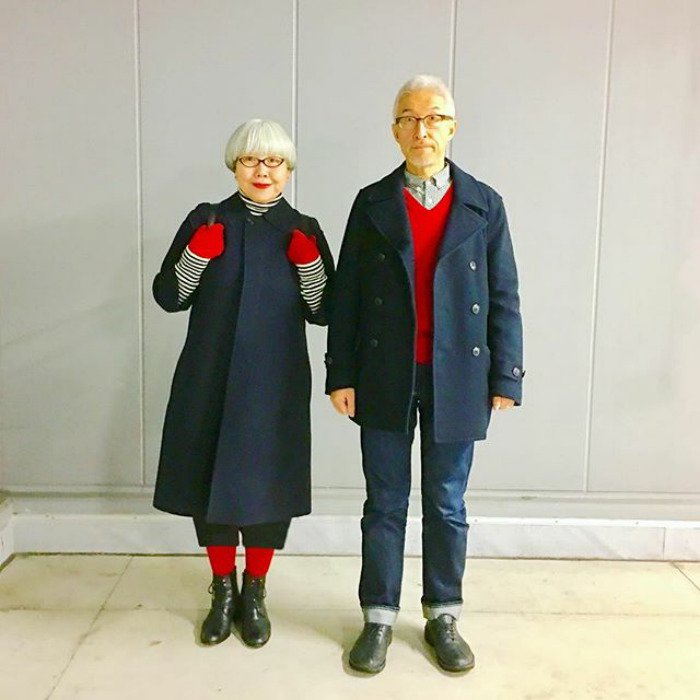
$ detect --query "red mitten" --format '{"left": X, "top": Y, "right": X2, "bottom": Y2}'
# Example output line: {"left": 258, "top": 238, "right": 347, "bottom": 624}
{"left": 187, "top": 223, "right": 224, "bottom": 259}
{"left": 287, "top": 228, "right": 321, "bottom": 265}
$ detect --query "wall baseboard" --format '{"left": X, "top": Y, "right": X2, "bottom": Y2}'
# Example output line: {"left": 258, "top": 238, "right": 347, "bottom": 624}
{"left": 4, "top": 504, "right": 699, "bottom": 561}
{"left": 0, "top": 499, "right": 15, "bottom": 567}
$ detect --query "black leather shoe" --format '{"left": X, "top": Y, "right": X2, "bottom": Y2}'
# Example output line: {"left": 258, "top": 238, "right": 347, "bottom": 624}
{"left": 200, "top": 571, "right": 239, "bottom": 645}
{"left": 348, "top": 623, "right": 393, "bottom": 674}
{"left": 424, "top": 614, "right": 475, "bottom": 672}
{"left": 238, "top": 571, "right": 271, "bottom": 647}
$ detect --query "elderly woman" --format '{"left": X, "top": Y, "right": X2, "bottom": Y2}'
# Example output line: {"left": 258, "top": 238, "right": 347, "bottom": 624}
{"left": 152, "top": 119, "right": 334, "bottom": 648}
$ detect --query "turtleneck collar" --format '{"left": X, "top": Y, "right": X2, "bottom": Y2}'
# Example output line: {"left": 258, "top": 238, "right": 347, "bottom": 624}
{"left": 238, "top": 190, "right": 283, "bottom": 216}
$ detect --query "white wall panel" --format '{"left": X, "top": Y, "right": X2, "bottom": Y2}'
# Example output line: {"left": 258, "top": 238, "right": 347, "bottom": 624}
{"left": 0, "top": 1, "right": 140, "bottom": 486}
{"left": 1, "top": 1, "right": 698, "bottom": 522}
{"left": 296, "top": 0, "right": 454, "bottom": 488}
{"left": 453, "top": 0, "right": 611, "bottom": 490}
{"left": 141, "top": 0, "right": 294, "bottom": 484}
{"left": 589, "top": 0, "right": 700, "bottom": 493}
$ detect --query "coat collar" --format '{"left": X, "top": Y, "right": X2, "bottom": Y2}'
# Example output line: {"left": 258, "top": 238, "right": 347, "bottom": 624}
{"left": 365, "top": 159, "right": 489, "bottom": 284}
{"left": 259, "top": 194, "right": 301, "bottom": 232}
{"left": 219, "top": 192, "right": 300, "bottom": 232}
{"left": 366, "top": 158, "right": 490, "bottom": 213}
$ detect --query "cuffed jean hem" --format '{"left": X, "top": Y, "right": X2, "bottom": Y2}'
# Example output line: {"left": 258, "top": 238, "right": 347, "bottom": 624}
{"left": 362, "top": 606, "right": 399, "bottom": 626}
{"left": 422, "top": 601, "right": 463, "bottom": 620}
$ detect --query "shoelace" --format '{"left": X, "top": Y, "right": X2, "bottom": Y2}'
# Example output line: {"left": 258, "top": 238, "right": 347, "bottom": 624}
{"left": 208, "top": 580, "right": 233, "bottom": 608}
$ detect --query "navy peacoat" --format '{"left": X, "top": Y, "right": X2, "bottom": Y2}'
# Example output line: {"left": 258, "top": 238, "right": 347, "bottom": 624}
{"left": 325, "top": 160, "right": 523, "bottom": 442}
{"left": 153, "top": 193, "right": 334, "bottom": 525}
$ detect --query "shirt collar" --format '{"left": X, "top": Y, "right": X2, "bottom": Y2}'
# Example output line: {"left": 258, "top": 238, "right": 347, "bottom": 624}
{"left": 404, "top": 162, "right": 451, "bottom": 189}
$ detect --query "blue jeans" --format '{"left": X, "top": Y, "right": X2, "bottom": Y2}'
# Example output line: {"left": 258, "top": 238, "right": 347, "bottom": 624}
{"left": 359, "top": 364, "right": 474, "bottom": 625}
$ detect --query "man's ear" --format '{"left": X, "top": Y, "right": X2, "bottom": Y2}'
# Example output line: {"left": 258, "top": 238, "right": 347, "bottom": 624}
{"left": 447, "top": 120, "right": 458, "bottom": 140}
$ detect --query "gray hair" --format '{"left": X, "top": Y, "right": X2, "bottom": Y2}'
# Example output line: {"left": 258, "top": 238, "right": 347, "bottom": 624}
{"left": 224, "top": 119, "right": 296, "bottom": 172}
{"left": 392, "top": 75, "right": 456, "bottom": 118}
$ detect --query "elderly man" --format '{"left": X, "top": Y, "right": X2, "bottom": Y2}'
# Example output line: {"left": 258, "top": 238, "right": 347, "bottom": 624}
{"left": 326, "top": 75, "right": 524, "bottom": 673}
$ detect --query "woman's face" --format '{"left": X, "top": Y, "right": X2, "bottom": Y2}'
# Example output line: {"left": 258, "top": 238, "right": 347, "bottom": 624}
{"left": 234, "top": 154, "right": 292, "bottom": 203}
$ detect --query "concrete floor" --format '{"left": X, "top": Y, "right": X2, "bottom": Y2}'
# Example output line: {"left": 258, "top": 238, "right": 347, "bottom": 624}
{"left": 1, "top": 554, "right": 699, "bottom": 699}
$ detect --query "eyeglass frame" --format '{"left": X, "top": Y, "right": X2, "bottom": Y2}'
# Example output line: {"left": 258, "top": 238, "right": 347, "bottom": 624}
{"left": 393, "top": 114, "right": 455, "bottom": 130}
{"left": 236, "top": 155, "right": 286, "bottom": 168}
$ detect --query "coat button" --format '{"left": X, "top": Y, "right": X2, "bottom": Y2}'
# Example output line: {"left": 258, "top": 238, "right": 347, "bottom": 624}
{"left": 325, "top": 356, "right": 333, "bottom": 366}
{"left": 469, "top": 260, "right": 477, "bottom": 271}
{"left": 472, "top": 346, "right": 480, "bottom": 357}
{"left": 512, "top": 366, "right": 521, "bottom": 377}
{"left": 471, "top": 303, "right": 480, "bottom": 314}
{"left": 374, "top": 297, "right": 383, "bottom": 306}
{"left": 370, "top": 338, "right": 379, "bottom": 348}
{"left": 377, "top": 253, "right": 386, "bottom": 262}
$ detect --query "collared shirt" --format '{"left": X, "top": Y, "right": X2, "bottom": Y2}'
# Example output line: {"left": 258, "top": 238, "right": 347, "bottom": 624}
{"left": 403, "top": 163, "right": 452, "bottom": 209}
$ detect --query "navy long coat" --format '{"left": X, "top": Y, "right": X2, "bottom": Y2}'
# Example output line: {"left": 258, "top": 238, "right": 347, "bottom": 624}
{"left": 325, "top": 160, "right": 523, "bottom": 442}
{"left": 153, "top": 193, "right": 334, "bottom": 525}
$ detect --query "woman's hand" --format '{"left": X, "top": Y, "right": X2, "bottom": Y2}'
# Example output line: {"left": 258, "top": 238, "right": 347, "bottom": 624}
{"left": 188, "top": 223, "right": 225, "bottom": 259}
{"left": 287, "top": 228, "right": 321, "bottom": 265}
{"left": 330, "top": 388, "right": 355, "bottom": 417}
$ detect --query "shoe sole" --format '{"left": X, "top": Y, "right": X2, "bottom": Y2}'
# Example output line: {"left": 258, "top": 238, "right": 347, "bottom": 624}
{"left": 424, "top": 629, "right": 475, "bottom": 673}
{"left": 200, "top": 629, "right": 232, "bottom": 646}
{"left": 241, "top": 635, "right": 270, "bottom": 648}
{"left": 348, "top": 658, "right": 385, "bottom": 674}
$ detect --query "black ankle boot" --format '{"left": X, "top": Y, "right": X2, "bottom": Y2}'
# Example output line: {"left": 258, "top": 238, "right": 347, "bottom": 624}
{"left": 239, "top": 571, "right": 271, "bottom": 647}
{"left": 200, "top": 571, "right": 239, "bottom": 645}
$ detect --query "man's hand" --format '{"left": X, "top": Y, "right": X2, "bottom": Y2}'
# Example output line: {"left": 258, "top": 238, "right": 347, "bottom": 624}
{"left": 492, "top": 396, "right": 515, "bottom": 411}
{"left": 330, "top": 388, "right": 355, "bottom": 417}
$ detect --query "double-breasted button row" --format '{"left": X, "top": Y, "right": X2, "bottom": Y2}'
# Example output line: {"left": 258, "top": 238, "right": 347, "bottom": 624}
{"left": 469, "top": 260, "right": 477, "bottom": 271}
{"left": 471, "top": 303, "right": 480, "bottom": 314}
{"left": 472, "top": 346, "right": 481, "bottom": 357}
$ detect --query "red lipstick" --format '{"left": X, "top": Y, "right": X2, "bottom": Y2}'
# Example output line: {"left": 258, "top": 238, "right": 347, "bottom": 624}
{"left": 253, "top": 183, "right": 271, "bottom": 189}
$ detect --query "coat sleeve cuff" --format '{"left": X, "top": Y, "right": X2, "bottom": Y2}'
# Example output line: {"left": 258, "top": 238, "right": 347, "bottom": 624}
{"left": 489, "top": 362, "right": 525, "bottom": 405}
{"left": 324, "top": 353, "right": 356, "bottom": 394}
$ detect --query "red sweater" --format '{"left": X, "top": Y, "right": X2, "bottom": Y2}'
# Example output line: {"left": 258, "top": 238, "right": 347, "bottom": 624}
{"left": 403, "top": 185, "right": 454, "bottom": 364}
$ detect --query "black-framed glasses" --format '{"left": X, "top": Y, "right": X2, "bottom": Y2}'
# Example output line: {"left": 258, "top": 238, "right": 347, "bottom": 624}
{"left": 394, "top": 114, "right": 454, "bottom": 130}
{"left": 237, "top": 155, "right": 286, "bottom": 168}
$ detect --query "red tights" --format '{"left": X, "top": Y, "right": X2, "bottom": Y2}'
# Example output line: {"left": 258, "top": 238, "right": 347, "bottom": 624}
{"left": 206, "top": 546, "right": 274, "bottom": 578}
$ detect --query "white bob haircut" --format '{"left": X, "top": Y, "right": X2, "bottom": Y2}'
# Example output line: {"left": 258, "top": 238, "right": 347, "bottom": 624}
{"left": 392, "top": 75, "right": 456, "bottom": 118}
{"left": 224, "top": 119, "right": 297, "bottom": 172}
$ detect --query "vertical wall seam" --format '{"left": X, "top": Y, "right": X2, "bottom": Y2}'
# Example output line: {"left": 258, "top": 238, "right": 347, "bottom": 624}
{"left": 447, "top": 0, "right": 458, "bottom": 160}
{"left": 133, "top": 0, "right": 146, "bottom": 485}
{"left": 584, "top": 0, "right": 616, "bottom": 492}
{"left": 292, "top": 0, "right": 299, "bottom": 208}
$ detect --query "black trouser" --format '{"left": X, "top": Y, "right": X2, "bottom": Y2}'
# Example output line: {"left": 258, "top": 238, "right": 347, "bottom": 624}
{"left": 193, "top": 516, "right": 291, "bottom": 549}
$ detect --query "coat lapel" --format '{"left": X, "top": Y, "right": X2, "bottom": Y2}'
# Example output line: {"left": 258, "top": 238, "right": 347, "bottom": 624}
{"left": 436, "top": 160, "right": 489, "bottom": 263}
{"left": 366, "top": 166, "right": 415, "bottom": 292}
{"left": 365, "top": 161, "right": 492, "bottom": 285}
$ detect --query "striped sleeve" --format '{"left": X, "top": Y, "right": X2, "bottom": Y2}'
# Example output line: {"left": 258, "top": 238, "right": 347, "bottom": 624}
{"left": 294, "top": 256, "right": 327, "bottom": 314}
{"left": 174, "top": 246, "right": 210, "bottom": 304}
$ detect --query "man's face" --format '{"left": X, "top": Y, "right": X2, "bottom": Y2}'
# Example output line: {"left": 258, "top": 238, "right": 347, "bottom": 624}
{"left": 392, "top": 89, "right": 456, "bottom": 174}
